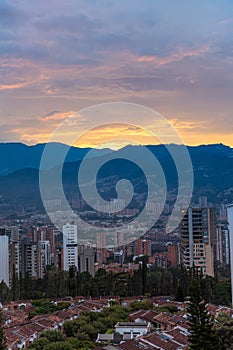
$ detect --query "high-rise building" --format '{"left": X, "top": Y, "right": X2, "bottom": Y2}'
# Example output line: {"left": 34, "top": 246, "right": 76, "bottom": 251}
{"left": 21, "top": 238, "right": 37, "bottom": 278}
{"left": 0, "top": 226, "right": 19, "bottom": 242}
{"left": 198, "top": 196, "right": 208, "bottom": 208}
{"left": 2, "top": 227, "right": 20, "bottom": 286}
{"left": 226, "top": 205, "right": 233, "bottom": 306}
{"left": 0, "top": 235, "right": 9, "bottom": 286}
{"left": 63, "top": 223, "right": 78, "bottom": 271}
{"left": 79, "top": 245, "right": 95, "bottom": 276}
{"left": 114, "top": 249, "right": 124, "bottom": 265}
{"left": 216, "top": 224, "right": 230, "bottom": 265}
{"left": 180, "top": 207, "right": 216, "bottom": 277}
{"left": 96, "top": 233, "right": 107, "bottom": 264}
{"left": 37, "top": 240, "right": 51, "bottom": 278}
{"left": 32, "top": 226, "right": 54, "bottom": 254}
{"left": 134, "top": 238, "right": 151, "bottom": 257}
{"left": 167, "top": 243, "right": 177, "bottom": 267}
{"left": 9, "top": 241, "right": 21, "bottom": 285}
{"left": 55, "top": 243, "right": 64, "bottom": 271}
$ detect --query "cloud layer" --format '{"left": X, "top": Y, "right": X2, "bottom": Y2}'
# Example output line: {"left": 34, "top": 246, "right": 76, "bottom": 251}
{"left": 0, "top": 0, "right": 233, "bottom": 146}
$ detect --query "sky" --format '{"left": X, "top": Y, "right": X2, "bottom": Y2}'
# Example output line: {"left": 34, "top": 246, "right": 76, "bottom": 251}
{"left": 1, "top": 0, "right": 233, "bottom": 147}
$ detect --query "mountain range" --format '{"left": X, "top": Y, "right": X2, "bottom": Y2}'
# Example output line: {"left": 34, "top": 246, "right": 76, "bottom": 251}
{"left": 0, "top": 142, "right": 233, "bottom": 213}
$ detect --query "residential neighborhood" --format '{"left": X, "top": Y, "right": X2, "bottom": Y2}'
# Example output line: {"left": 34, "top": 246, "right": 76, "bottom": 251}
{"left": 1, "top": 297, "right": 232, "bottom": 349}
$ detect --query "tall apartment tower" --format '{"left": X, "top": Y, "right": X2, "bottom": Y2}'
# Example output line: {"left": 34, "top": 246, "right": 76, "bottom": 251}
{"left": 134, "top": 238, "right": 152, "bottom": 257}
{"left": 167, "top": 243, "right": 177, "bottom": 267}
{"left": 63, "top": 223, "right": 78, "bottom": 271}
{"left": 0, "top": 226, "right": 19, "bottom": 242}
{"left": 96, "top": 233, "right": 107, "bottom": 264}
{"left": 226, "top": 205, "right": 233, "bottom": 306}
{"left": 37, "top": 240, "right": 51, "bottom": 278}
{"left": 9, "top": 241, "right": 21, "bottom": 285}
{"left": 216, "top": 224, "right": 230, "bottom": 265}
{"left": 0, "top": 236, "right": 9, "bottom": 286}
{"left": 21, "top": 238, "right": 37, "bottom": 278}
{"left": 79, "top": 245, "right": 95, "bottom": 276}
{"left": 180, "top": 207, "right": 216, "bottom": 277}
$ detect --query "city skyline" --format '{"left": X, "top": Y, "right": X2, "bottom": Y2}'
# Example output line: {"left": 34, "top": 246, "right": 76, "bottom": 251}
{"left": 0, "top": 1, "right": 233, "bottom": 146}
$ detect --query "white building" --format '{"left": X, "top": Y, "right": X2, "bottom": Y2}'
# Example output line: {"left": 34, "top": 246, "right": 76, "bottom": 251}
{"left": 0, "top": 235, "right": 9, "bottom": 286}
{"left": 37, "top": 240, "right": 51, "bottom": 278}
{"left": 227, "top": 205, "right": 233, "bottom": 306}
{"left": 115, "top": 322, "right": 150, "bottom": 338}
{"left": 63, "top": 223, "right": 78, "bottom": 271}
{"left": 216, "top": 224, "right": 230, "bottom": 265}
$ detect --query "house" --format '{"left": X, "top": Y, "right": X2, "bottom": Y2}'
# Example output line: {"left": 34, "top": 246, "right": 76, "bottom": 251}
{"left": 153, "top": 312, "right": 174, "bottom": 330}
{"left": 95, "top": 326, "right": 189, "bottom": 350}
{"left": 115, "top": 321, "right": 150, "bottom": 338}
{"left": 96, "top": 332, "right": 132, "bottom": 344}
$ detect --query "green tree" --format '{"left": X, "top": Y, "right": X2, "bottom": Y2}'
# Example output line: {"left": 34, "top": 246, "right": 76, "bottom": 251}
{"left": 11, "top": 264, "right": 19, "bottom": 300}
{"left": 200, "top": 275, "right": 216, "bottom": 303}
{"left": 130, "top": 300, "right": 151, "bottom": 311}
{"left": 214, "top": 313, "right": 233, "bottom": 350}
{"left": 79, "top": 272, "right": 92, "bottom": 296}
{"left": 43, "top": 342, "right": 72, "bottom": 350}
{"left": 28, "top": 330, "right": 65, "bottom": 350}
{"left": 0, "top": 310, "right": 6, "bottom": 350}
{"left": 178, "top": 264, "right": 190, "bottom": 298}
{"left": 39, "top": 330, "right": 65, "bottom": 342}
{"left": 68, "top": 266, "right": 77, "bottom": 297}
{"left": 0, "top": 281, "right": 10, "bottom": 302}
{"left": 132, "top": 268, "right": 142, "bottom": 296}
{"left": 141, "top": 257, "right": 148, "bottom": 295}
{"left": 175, "top": 283, "right": 185, "bottom": 302}
{"left": 187, "top": 278, "right": 216, "bottom": 350}
{"left": 213, "top": 280, "right": 231, "bottom": 306}
{"left": 113, "top": 273, "right": 128, "bottom": 296}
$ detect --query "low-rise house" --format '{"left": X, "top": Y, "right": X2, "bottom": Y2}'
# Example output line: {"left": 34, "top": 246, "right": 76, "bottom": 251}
{"left": 96, "top": 332, "right": 132, "bottom": 343}
{"left": 95, "top": 326, "right": 189, "bottom": 350}
{"left": 153, "top": 312, "right": 174, "bottom": 330}
{"left": 115, "top": 321, "right": 150, "bottom": 338}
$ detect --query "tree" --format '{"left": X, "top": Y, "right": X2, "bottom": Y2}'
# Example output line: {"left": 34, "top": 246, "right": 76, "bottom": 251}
{"left": 213, "top": 280, "right": 231, "bottom": 306}
{"left": 214, "top": 313, "right": 233, "bottom": 350}
{"left": 40, "top": 330, "right": 65, "bottom": 343}
{"left": 68, "top": 266, "right": 77, "bottom": 297}
{"left": 132, "top": 267, "right": 142, "bottom": 296}
{"left": 28, "top": 330, "right": 66, "bottom": 350}
{"left": 187, "top": 277, "right": 217, "bottom": 350}
{"left": 0, "top": 310, "right": 6, "bottom": 350}
{"left": 0, "top": 281, "right": 10, "bottom": 302}
{"left": 141, "top": 257, "right": 148, "bottom": 295}
{"left": 175, "top": 283, "right": 185, "bottom": 302}
{"left": 11, "top": 264, "right": 19, "bottom": 300}
{"left": 43, "top": 341, "right": 73, "bottom": 350}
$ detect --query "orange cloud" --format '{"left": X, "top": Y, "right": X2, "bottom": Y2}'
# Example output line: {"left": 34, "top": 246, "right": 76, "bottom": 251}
{"left": 169, "top": 118, "right": 207, "bottom": 130}
{"left": 137, "top": 45, "right": 210, "bottom": 65}
{"left": 74, "top": 123, "right": 159, "bottom": 149}
{"left": 38, "top": 110, "right": 76, "bottom": 122}
{"left": 137, "top": 56, "right": 156, "bottom": 63}
{"left": 0, "top": 81, "right": 31, "bottom": 90}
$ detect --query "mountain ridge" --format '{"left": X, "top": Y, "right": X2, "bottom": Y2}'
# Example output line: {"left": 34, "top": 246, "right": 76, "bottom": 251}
{"left": 0, "top": 143, "right": 233, "bottom": 212}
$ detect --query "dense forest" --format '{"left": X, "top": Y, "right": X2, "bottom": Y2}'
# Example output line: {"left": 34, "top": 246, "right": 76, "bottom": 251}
{"left": 0, "top": 263, "right": 231, "bottom": 307}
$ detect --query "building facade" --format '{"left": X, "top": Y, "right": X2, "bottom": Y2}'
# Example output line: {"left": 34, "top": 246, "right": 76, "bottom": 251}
{"left": 0, "top": 235, "right": 9, "bottom": 286}
{"left": 226, "top": 205, "right": 233, "bottom": 306}
{"left": 79, "top": 245, "right": 95, "bottom": 276}
{"left": 180, "top": 207, "right": 216, "bottom": 277}
{"left": 37, "top": 240, "right": 51, "bottom": 278}
{"left": 216, "top": 224, "right": 230, "bottom": 265}
{"left": 63, "top": 223, "right": 78, "bottom": 271}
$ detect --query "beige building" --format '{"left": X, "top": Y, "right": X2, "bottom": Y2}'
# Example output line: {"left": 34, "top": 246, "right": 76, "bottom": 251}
{"left": 79, "top": 245, "right": 95, "bottom": 276}
{"left": 180, "top": 207, "right": 216, "bottom": 277}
